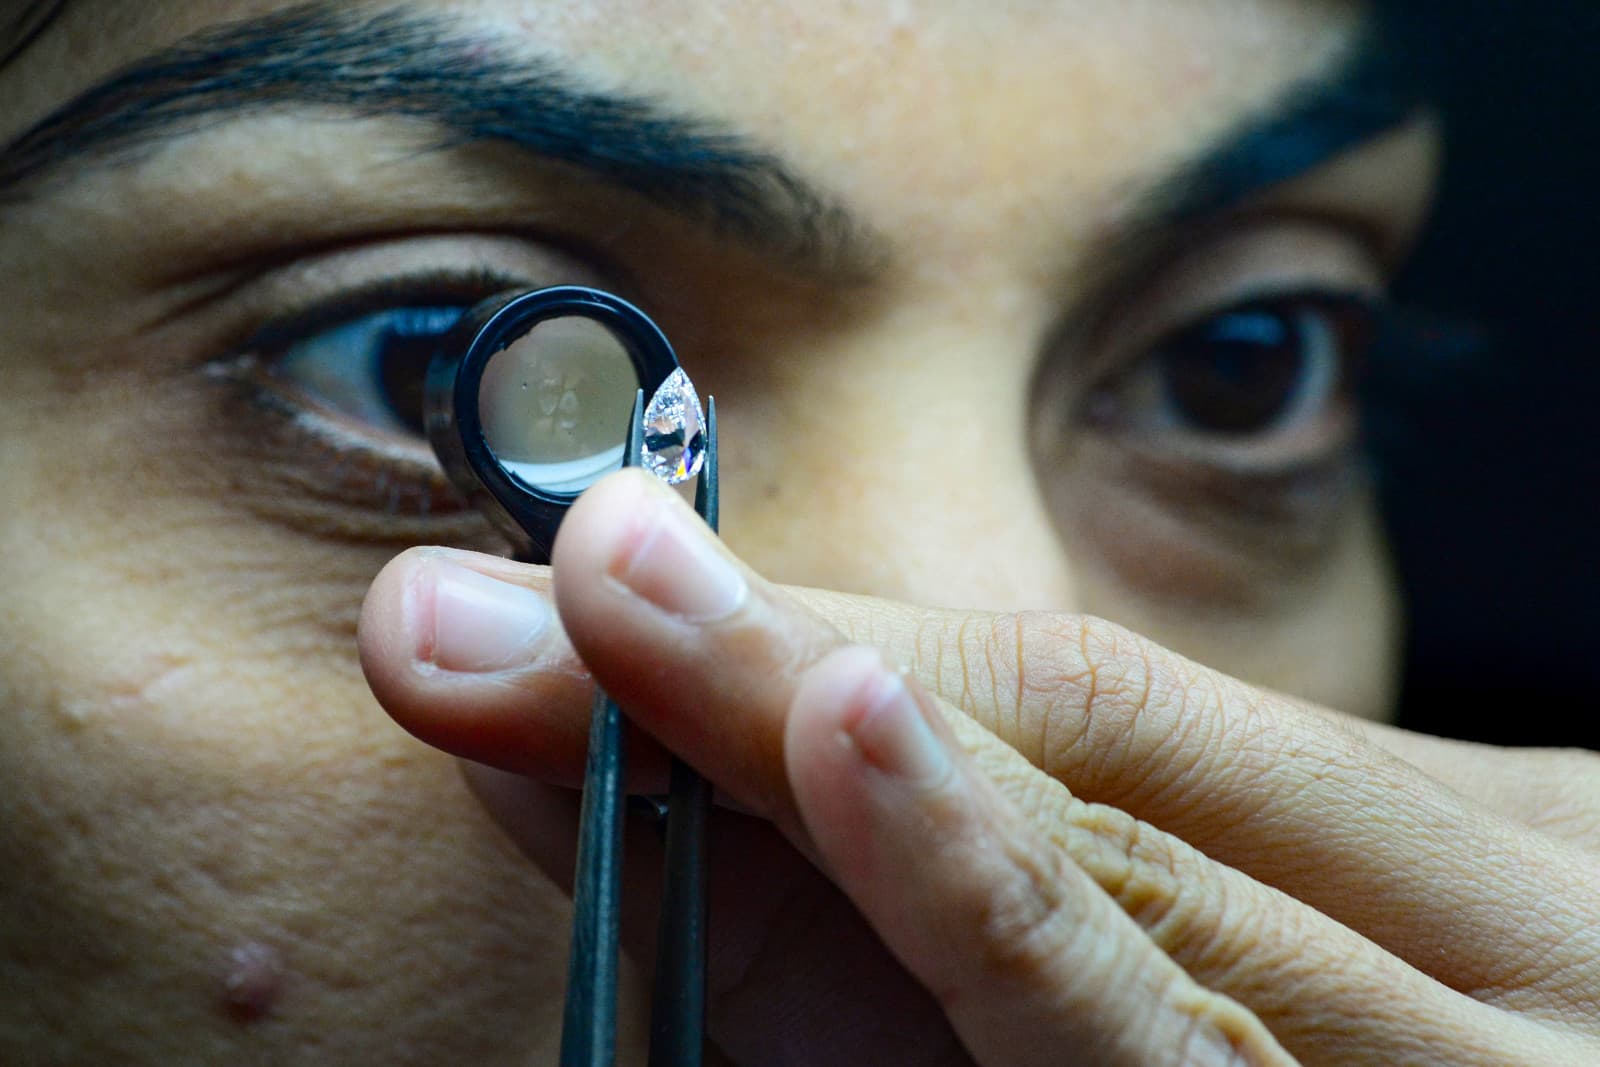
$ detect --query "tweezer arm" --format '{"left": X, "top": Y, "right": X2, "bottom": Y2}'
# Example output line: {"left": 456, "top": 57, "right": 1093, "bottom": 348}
{"left": 560, "top": 685, "right": 628, "bottom": 1067}
{"left": 560, "top": 389, "right": 647, "bottom": 1067}
{"left": 647, "top": 397, "right": 717, "bottom": 1067}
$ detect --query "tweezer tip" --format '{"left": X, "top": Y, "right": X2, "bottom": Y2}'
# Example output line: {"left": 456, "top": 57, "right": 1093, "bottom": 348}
{"left": 623, "top": 387, "right": 645, "bottom": 470}
{"left": 695, "top": 396, "right": 718, "bottom": 533}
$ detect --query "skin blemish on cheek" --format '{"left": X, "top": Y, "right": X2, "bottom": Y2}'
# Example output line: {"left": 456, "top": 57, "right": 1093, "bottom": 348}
{"left": 219, "top": 941, "right": 285, "bottom": 1023}
{"left": 50, "top": 653, "right": 199, "bottom": 731}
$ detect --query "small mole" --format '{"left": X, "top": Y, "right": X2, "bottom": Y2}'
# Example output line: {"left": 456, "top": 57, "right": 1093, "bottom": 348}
{"left": 220, "top": 941, "right": 283, "bottom": 1023}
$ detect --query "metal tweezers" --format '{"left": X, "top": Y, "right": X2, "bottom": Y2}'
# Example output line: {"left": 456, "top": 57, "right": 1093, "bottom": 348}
{"left": 560, "top": 389, "right": 717, "bottom": 1067}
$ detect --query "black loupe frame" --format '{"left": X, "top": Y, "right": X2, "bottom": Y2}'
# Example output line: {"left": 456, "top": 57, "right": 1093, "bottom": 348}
{"left": 424, "top": 285, "right": 683, "bottom": 562}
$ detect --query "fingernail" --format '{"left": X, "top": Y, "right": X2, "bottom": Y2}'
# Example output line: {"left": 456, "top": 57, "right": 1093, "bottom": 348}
{"left": 848, "top": 665, "right": 951, "bottom": 786}
{"left": 613, "top": 491, "right": 746, "bottom": 623}
{"left": 418, "top": 560, "right": 552, "bottom": 673}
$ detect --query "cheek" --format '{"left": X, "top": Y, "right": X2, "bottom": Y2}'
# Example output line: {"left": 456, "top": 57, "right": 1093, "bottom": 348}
{"left": 0, "top": 571, "right": 634, "bottom": 1059}
{"left": 708, "top": 315, "right": 1081, "bottom": 613}
{"left": 1073, "top": 500, "right": 1403, "bottom": 720}
{"left": 0, "top": 419, "right": 648, "bottom": 1060}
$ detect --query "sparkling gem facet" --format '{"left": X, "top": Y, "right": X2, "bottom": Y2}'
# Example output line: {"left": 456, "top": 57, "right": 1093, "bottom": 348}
{"left": 641, "top": 368, "right": 706, "bottom": 485}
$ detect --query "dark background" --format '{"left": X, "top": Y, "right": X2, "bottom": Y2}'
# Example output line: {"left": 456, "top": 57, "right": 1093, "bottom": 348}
{"left": 1381, "top": 2, "right": 1598, "bottom": 745}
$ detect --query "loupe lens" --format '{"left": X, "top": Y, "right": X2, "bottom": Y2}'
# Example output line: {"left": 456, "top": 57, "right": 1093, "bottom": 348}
{"left": 477, "top": 315, "right": 639, "bottom": 495}
{"left": 426, "top": 285, "right": 684, "bottom": 561}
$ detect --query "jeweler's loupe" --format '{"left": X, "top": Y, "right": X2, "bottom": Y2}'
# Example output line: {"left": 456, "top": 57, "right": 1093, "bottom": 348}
{"left": 425, "top": 285, "right": 702, "bottom": 561}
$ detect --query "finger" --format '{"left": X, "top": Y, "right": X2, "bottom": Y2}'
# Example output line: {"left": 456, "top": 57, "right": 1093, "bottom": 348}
{"left": 940, "top": 704, "right": 1585, "bottom": 1064}
{"left": 946, "top": 613, "right": 1600, "bottom": 1019}
{"left": 549, "top": 470, "right": 1600, "bottom": 1038}
{"left": 357, "top": 544, "right": 1591, "bottom": 851}
{"left": 782, "top": 586, "right": 1600, "bottom": 858}
{"left": 463, "top": 721, "right": 1567, "bottom": 1066}
{"left": 785, "top": 645, "right": 1292, "bottom": 1067}
{"left": 361, "top": 548, "right": 1600, "bottom": 861}
{"left": 357, "top": 547, "right": 671, "bottom": 788}
{"left": 361, "top": 486, "right": 1600, "bottom": 1016}
{"left": 462, "top": 764, "right": 969, "bottom": 1067}
{"left": 544, "top": 472, "right": 1553, "bottom": 1062}
{"left": 1354, "top": 724, "right": 1600, "bottom": 852}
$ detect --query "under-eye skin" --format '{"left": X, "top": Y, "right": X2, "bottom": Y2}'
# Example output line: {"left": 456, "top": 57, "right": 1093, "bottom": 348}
{"left": 1062, "top": 285, "right": 1389, "bottom": 567}
{"left": 204, "top": 349, "right": 470, "bottom": 528}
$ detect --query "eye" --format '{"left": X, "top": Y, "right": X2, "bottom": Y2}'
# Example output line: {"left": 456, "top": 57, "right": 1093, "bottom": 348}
{"left": 1085, "top": 292, "right": 1377, "bottom": 460}
{"left": 271, "top": 304, "right": 468, "bottom": 437}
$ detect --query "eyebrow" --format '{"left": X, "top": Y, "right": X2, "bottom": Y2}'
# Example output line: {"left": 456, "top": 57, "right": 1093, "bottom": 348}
{"left": 0, "top": 1, "right": 70, "bottom": 71}
{"left": 1149, "top": 20, "right": 1428, "bottom": 231}
{"left": 0, "top": 3, "right": 876, "bottom": 275}
{"left": 1, "top": 5, "right": 1423, "bottom": 281}
{"left": 1062, "top": 20, "right": 1429, "bottom": 318}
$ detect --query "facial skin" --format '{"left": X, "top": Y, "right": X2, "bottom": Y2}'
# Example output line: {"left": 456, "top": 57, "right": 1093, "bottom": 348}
{"left": 0, "top": 0, "right": 1441, "bottom": 1062}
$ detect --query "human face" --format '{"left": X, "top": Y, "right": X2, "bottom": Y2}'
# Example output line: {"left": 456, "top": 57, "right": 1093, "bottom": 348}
{"left": 0, "top": 0, "right": 1436, "bottom": 1061}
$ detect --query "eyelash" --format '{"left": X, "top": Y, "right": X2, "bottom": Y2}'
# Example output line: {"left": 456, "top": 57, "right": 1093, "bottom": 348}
{"left": 241, "top": 267, "right": 522, "bottom": 352}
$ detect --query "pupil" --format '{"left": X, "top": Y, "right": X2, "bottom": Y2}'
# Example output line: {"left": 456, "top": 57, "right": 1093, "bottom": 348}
{"left": 375, "top": 308, "right": 465, "bottom": 435}
{"left": 1157, "top": 308, "right": 1305, "bottom": 434}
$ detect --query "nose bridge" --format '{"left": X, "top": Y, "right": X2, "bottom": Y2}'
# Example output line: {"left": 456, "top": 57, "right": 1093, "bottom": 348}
{"left": 717, "top": 309, "right": 1079, "bottom": 614}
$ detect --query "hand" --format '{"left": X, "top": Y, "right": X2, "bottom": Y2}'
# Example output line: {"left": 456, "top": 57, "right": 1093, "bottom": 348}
{"left": 359, "top": 470, "right": 1600, "bottom": 1065}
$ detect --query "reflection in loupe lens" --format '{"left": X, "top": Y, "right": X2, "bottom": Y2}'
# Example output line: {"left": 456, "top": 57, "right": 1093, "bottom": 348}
{"left": 478, "top": 316, "right": 639, "bottom": 495}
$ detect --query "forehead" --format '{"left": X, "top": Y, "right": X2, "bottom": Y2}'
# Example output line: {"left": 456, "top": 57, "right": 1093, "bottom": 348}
{"left": 3, "top": 0, "right": 1369, "bottom": 288}
{"left": 8, "top": 1, "right": 1364, "bottom": 177}
{"left": 587, "top": 1, "right": 1360, "bottom": 229}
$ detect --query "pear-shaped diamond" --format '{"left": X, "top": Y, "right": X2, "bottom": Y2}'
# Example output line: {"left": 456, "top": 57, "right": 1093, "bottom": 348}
{"left": 641, "top": 368, "right": 706, "bottom": 485}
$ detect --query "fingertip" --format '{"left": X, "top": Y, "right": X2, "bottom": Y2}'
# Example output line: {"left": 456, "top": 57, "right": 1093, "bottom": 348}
{"left": 355, "top": 547, "right": 600, "bottom": 782}
{"left": 361, "top": 546, "right": 544, "bottom": 683}
{"left": 787, "top": 645, "right": 956, "bottom": 795}
{"left": 549, "top": 468, "right": 663, "bottom": 604}
{"left": 784, "top": 645, "right": 889, "bottom": 788}
{"left": 357, "top": 546, "right": 439, "bottom": 714}
{"left": 786, "top": 646, "right": 962, "bottom": 885}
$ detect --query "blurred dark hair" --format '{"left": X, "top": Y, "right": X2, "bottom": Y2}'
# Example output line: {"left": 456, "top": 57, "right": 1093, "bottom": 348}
{"left": 1376, "top": 1, "right": 1600, "bottom": 744}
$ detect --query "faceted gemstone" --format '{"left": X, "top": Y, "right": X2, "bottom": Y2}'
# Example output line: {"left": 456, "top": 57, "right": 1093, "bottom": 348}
{"left": 641, "top": 367, "right": 706, "bottom": 485}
